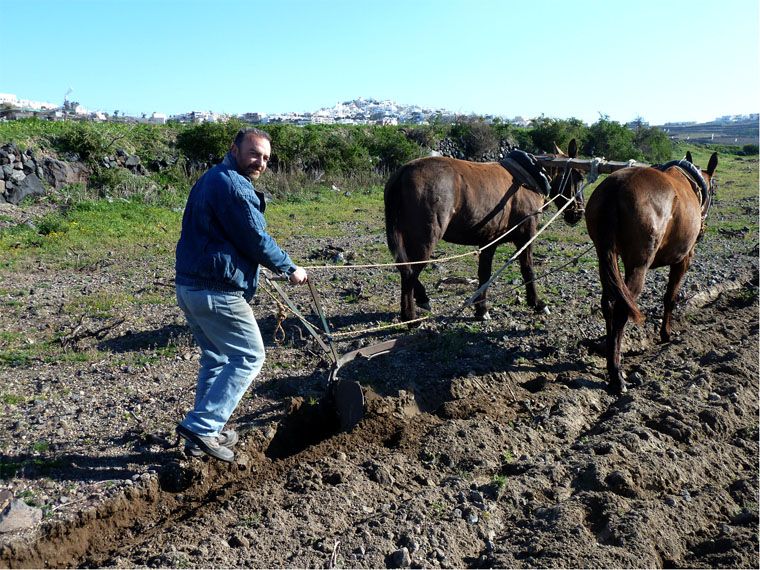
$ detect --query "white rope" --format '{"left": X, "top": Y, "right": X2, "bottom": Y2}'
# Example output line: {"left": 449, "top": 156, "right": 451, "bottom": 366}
{"left": 586, "top": 157, "right": 603, "bottom": 184}
{"left": 303, "top": 195, "right": 562, "bottom": 271}
{"left": 452, "top": 177, "right": 588, "bottom": 315}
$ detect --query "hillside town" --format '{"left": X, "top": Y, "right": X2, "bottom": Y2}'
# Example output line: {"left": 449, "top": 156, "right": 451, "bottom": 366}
{"left": 0, "top": 93, "right": 468, "bottom": 126}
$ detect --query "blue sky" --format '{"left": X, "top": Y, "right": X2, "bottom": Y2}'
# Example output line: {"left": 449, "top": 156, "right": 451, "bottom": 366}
{"left": 2, "top": 0, "right": 758, "bottom": 125}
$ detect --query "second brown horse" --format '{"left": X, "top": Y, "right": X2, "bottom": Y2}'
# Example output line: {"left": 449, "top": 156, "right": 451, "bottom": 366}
{"left": 585, "top": 152, "right": 718, "bottom": 393}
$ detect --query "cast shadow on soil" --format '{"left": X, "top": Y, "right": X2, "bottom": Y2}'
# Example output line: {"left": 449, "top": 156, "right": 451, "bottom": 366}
{"left": 244, "top": 323, "right": 606, "bottom": 459}
{"left": 96, "top": 311, "right": 403, "bottom": 357}
{"left": 0, "top": 448, "right": 181, "bottom": 484}
{"left": 98, "top": 324, "right": 189, "bottom": 353}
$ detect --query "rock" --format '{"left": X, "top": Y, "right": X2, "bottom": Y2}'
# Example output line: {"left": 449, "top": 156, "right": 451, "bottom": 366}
{"left": 2, "top": 173, "right": 46, "bottom": 205}
{"left": 229, "top": 533, "right": 250, "bottom": 548}
{"left": 389, "top": 547, "right": 411, "bottom": 568}
{"left": 0, "top": 499, "right": 43, "bottom": 533}
{"left": 0, "top": 490, "right": 12, "bottom": 511}
{"left": 40, "top": 157, "right": 89, "bottom": 189}
{"left": 363, "top": 461, "right": 394, "bottom": 486}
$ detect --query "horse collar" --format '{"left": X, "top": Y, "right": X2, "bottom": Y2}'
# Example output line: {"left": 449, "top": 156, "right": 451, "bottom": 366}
{"left": 500, "top": 150, "right": 552, "bottom": 196}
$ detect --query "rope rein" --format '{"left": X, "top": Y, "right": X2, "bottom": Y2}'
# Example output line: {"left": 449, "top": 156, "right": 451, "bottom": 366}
{"left": 265, "top": 169, "right": 591, "bottom": 342}
{"left": 301, "top": 192, "right": 564, "bottom": 271}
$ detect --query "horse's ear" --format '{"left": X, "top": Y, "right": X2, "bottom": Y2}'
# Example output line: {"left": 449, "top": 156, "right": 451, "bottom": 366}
{"left": 706, "top": 152, "right": 718, "bottom": 176}
{"left": 552, "top": 141, "right": 563, "bottom": 155}
{"left": 685, "top": 151, "right": 693, "bottom": 163}
{"left": 568, "top": 139, "right": 578, "bottom": 158}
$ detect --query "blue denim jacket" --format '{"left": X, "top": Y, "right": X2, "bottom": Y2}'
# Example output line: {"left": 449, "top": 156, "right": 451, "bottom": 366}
{"left": 175, "top": 153, "right": 295, "bottom": 300}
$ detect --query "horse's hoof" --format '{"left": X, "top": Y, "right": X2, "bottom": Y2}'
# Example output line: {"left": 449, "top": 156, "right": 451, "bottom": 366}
{"left": 607, "top": 376, "right": 628, "bottom": 396}
{"left": 477, "top": 311, "right": 492, "bottom": 321}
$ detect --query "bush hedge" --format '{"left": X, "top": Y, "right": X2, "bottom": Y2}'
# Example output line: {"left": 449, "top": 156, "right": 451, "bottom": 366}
{"left": 1, "top": 116, "right": 676, "bottom": 183}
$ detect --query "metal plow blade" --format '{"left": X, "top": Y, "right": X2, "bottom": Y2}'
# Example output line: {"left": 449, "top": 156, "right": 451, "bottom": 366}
{"left": 327, "top": 337, "right": 416, "bottom": 432}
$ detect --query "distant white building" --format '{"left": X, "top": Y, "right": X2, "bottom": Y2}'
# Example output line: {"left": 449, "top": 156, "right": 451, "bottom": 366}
{"left": 0, "top": 93, "right": 58, "bottom": 110}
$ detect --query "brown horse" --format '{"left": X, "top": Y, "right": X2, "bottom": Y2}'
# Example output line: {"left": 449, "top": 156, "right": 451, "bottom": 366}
{"left": 384, "top": 140, "right": 585, "bottom": 323}
{"left": 585, "top": 151, "right": 718, "bottom": 393}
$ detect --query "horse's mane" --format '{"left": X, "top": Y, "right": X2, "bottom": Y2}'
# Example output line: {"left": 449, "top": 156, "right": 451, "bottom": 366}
{"left": 500, "top": 149, "right": 552, "bottom": 195}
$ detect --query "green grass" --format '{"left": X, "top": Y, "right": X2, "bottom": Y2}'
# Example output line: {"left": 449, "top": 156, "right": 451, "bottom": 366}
{"left": 265, "top": 184, "right": 385, "bottom": 239}
{"left": 1, "top": 392, "right": 26, "bottom": 405}
{"left": 65, "top": 291, "right": 132, "bottom": 318}
{"left": 0, "top": 199, "right": 181, "bottom": 269}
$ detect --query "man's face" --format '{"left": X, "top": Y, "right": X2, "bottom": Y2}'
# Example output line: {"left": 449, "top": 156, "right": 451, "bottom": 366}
{"left": 231, "top": 134, "right": 271, "bottom": 180}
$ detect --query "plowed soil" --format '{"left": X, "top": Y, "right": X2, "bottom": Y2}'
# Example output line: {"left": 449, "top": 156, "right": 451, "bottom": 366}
{"left": 0, "top": 163, "right": 757, "bottom": 568}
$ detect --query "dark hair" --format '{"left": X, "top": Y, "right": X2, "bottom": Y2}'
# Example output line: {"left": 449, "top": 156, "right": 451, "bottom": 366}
{"left": 233, "top": 127, "right": 272, "bottom": 148}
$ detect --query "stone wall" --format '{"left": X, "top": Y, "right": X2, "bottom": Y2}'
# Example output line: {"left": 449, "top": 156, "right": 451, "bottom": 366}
{"left": 0, "top": 144, "right": 90, "bottom": 205}
{"left": 0, "top": 144, "right": 150, "bottom": 205}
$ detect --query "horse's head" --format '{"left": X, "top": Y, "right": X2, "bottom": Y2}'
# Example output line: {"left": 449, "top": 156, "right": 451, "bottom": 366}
{"left": 699, "top": 152, "right": 719, "bottom": 190}
{"left": 548, "top": 139, "right": 585, "bottom": 225}
{"left": 686, "top": 150, "right": 719, "bottom": 215}
{"left": 701, "top": 152, "right": 719, "bottom": 212}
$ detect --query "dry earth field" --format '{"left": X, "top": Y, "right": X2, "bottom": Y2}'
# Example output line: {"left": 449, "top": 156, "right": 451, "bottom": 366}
{"left": 0, "top": 150, "right": 758, "bottom": 568}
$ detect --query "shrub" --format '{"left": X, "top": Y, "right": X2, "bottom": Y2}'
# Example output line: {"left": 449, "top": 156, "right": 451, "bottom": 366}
{"left": 175, "top": 119, "right": 248, "bottom": 162}
{"left": 584, "top": 117, "right": 640, "bottom": 161}
{"left": 362, "top": 126, "right": 423, "bottom": 173}
{"left": 448, "top": 117, "right": 498, "bottom": 159}
{"left": 529, "top": 117, "right": 588, "bottom": 154}
{"left": 55, "top": 122, "right": 111, "bottom": 161}
{"left": 401, "top": 125, "right": 445, "bottom": 150}
{"left": 265, "top": 123, "right": 306, "bottom": 173}
{"left": 626, "top": 119, "right": 673, "bottom": 163}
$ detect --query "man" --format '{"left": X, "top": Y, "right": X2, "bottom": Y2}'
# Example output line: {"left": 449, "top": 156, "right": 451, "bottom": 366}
{"left": 174, "top": 127, "right": 307, "bottom": 462}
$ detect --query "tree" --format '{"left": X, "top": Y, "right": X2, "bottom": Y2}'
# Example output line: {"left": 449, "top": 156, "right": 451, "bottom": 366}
{"left": 448, "top": 116, "right": 498, "bottom": 160}
{"left": 584, "top": 116, "right": 640, "bottom": 161}
{"left": 175, "top": 119, "right": 247, "bottom": 163}
{"left": 633, "top": 125, "right": 672, "bottom": 163}
{"left": 529, "top": 117, "right": 588, "bottom": 154}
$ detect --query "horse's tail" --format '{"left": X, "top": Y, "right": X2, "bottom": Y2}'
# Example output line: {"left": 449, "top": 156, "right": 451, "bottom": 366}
{"left": 595, "top": 190, "right": 644, "bottom": 324}
{"left": 384, "top": 167, "right": 411, "bottom": 276}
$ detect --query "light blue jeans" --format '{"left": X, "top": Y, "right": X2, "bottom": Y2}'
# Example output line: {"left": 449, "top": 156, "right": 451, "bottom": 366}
{"left": 176, "top": 285, "right": 265, "bottom": 437}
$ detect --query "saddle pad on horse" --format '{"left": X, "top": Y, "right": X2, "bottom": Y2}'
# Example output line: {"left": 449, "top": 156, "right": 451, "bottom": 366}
{"left": 500, "top": 149, "right": 553, "bottom": 196}
{"left": 654, "top": 159, "right": 710, "bottom": 207}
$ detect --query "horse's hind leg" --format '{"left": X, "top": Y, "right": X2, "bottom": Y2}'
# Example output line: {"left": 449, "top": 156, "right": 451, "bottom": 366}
{"left": 607, "top": 266, "right": 647, "bottom": 394}
{"left": 660, "top": 256, "right": 691, "bottom": 342}
{"left": 413, "top": 269, "right": 431, "bottom": 311}
{"left": 606, "top": 297, "right": 631, "bottom": 394}
{"left": 399, "top": 266, "right": 418, "bottom": 323}
{"left": 474, "top": 244, "right": 496, "bottom": 319}
{"left": 517, "top": 240, "right": 544, "bottom": 311}
{"left": 399, "top": 261, "right": 430, "bottom": 325}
